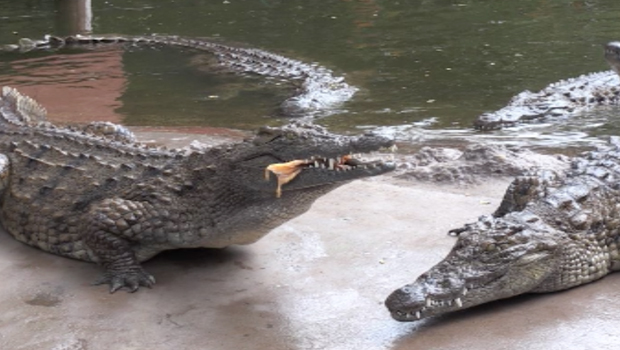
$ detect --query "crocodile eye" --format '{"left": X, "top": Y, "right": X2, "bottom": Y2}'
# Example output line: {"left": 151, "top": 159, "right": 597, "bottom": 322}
{"left": 284, "top": 132, "right": 299, "bottom": 140}
{"left": 482, "top": 242, "right": 496, "bottom": 252}
{"left": 254, "top": 131, "right": 283, "bottom": 145}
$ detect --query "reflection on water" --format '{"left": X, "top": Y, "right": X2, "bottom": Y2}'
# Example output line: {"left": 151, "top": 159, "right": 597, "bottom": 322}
{"left": 1, "top": 0, "right": 620, "bottom": 149}
{"left": 0, "top": 49, "right": 126, "bottom": 123}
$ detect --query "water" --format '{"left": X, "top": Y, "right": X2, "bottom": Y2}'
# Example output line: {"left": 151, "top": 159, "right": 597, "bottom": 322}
{"left": 1, "top": 0, "right": 620, "bottom": 149}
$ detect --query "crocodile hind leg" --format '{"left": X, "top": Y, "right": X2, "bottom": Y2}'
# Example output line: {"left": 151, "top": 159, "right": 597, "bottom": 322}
{"left": 493, "top": 170, "right": 561, "bottom": 217}
{"left": 83, "top": 198, "right": 159, "bottom": 293}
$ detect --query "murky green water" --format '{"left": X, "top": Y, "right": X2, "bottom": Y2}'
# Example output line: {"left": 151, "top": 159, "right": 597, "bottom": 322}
{"left": 1, "top": 0, "right": 620, "bottom": 148}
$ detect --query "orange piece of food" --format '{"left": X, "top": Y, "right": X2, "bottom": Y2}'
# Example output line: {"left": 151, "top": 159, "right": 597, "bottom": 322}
{"left": 265, "top": 160, "right": 308, "bottom": 198}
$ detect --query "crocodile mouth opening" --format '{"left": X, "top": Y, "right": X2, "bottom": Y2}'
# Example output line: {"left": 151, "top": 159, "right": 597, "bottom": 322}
{"left": 265, "top": 154, "right": 387, "bottom": 198}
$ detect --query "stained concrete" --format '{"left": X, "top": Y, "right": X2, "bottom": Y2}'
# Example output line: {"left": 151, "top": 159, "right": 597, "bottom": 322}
{"left": 1, "top": 173, "right": 618, "bottom": 350}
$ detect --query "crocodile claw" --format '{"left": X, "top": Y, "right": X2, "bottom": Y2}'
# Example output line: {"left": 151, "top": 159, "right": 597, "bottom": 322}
{"left": 93, "top": 269, "right": 156, "bottom": 293}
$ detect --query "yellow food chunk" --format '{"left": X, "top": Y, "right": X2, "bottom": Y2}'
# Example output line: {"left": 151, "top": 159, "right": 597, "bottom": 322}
{"left": 265, "top": 160, "right": 308, "bottom": 198}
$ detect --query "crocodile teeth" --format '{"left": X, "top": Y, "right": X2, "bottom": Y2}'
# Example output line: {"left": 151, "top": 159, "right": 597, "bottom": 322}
{"left": 415, "top": 311, "right": 421, "bottom": 319}
{"left": 425, "top": 297, "right": 432, "bottom": 307}
{"left": 328, "top": 158, "right": 335, "bottom": 170}
{"left": 455, "top": 298, "right": 463, "bottom": 308}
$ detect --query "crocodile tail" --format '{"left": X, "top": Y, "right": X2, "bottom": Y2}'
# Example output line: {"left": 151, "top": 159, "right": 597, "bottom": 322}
{"left": 0, "top": 86, "right": 48, "bottom": 127}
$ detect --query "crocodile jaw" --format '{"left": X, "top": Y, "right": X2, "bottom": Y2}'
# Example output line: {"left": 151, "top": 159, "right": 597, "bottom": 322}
{"left": 264, "top": 154, "right": 389, "bottom": 198}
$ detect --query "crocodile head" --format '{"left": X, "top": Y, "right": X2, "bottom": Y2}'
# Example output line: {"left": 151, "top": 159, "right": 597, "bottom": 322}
{"left": 604, "top": 41, "right": 620, "bottom": 75}
{"left": 187, "top": 122, "right": 395, "bottom": 246}
{"left": 228, "top": 122, "right": 396, "bottom": 197}
{"left": 385, "top": 214, "right": 567, "bottom": 322}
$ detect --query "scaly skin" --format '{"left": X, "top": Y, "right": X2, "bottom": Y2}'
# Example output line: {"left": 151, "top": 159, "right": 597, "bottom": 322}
{"left": 0, "top": 87, "right": 394, "bottom": 293}
{"left": 475, "top": 42, "right": 620, "bottom": 130}
{"left": 385, "top": 139, "right": 620, "bottom": 322}
{"left": 1, "top": 34, "right": 357, "bottom": 117}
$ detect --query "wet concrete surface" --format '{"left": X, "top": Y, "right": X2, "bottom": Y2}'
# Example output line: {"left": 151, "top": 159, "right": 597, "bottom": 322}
{"left": 1, "top": 171, "right": 619, "bottom": 350}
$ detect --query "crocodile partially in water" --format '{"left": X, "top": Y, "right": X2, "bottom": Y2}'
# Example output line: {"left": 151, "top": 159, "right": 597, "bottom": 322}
{"left": 1, "top": 34, "right": 358, "bottom": 118}
{"left": 474, "top": 41, "right": 620, "bottom": 130}
{"left": 385, "top": 138, "right": 620, "bottom": 322}
{"left": 0, "top": 86, "right": 394, "bottom": 293}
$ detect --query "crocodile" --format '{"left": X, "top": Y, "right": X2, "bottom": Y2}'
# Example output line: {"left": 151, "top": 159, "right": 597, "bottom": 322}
{"left": 474, "top": 41, "right": 620, "bottom": 130}
{"left": 1, "top": 34, "right": 358, "bottom": 118}
{"left": 385, "top": 138, "right": 620, "bottom": 322}
{"left": 392, "top": 143, "right": 569, "bottom": 185}
{"left": 0, "top": 86, "right": 394, "bottom": 293}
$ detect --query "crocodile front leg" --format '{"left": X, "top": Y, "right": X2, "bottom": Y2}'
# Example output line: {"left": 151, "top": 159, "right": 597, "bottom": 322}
{"left": 83, "top": 198, "right": 161, "bottom": 293}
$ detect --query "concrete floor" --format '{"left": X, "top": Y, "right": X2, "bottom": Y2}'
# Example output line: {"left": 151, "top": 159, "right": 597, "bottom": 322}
{"left": 1, "top": 176, "right": 618, "bottom": 350}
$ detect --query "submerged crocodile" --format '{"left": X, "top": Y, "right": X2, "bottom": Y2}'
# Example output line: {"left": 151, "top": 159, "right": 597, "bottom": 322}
{"left": 385, "top": 138, "right": 620, "bottom": 322}
{"left": 1, "top": 34, "right": 357, "bottom": 118}
{"left": 0, "top": 86, "right": 394, "bottom": 292}
{"left": 475, "top": 41, "right": 620, "bottom": 130}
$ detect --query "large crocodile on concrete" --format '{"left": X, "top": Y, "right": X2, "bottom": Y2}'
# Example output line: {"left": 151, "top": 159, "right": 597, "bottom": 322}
{"left": 0, "top": 86, "right": 394, "bottom": 293}
{"left": 474, "top": 42, "right": 620, "bottom": 130}
{"left": 385, "top": 138, "right": 620, "bottom": 322}
{"left": 1, "top": 34, "right": 357, "bottom": 118}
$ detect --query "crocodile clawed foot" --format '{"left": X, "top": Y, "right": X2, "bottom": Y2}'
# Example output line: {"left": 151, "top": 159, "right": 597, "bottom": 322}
{"left": 93, "top": 269, "right": 156, "bottom": 293}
